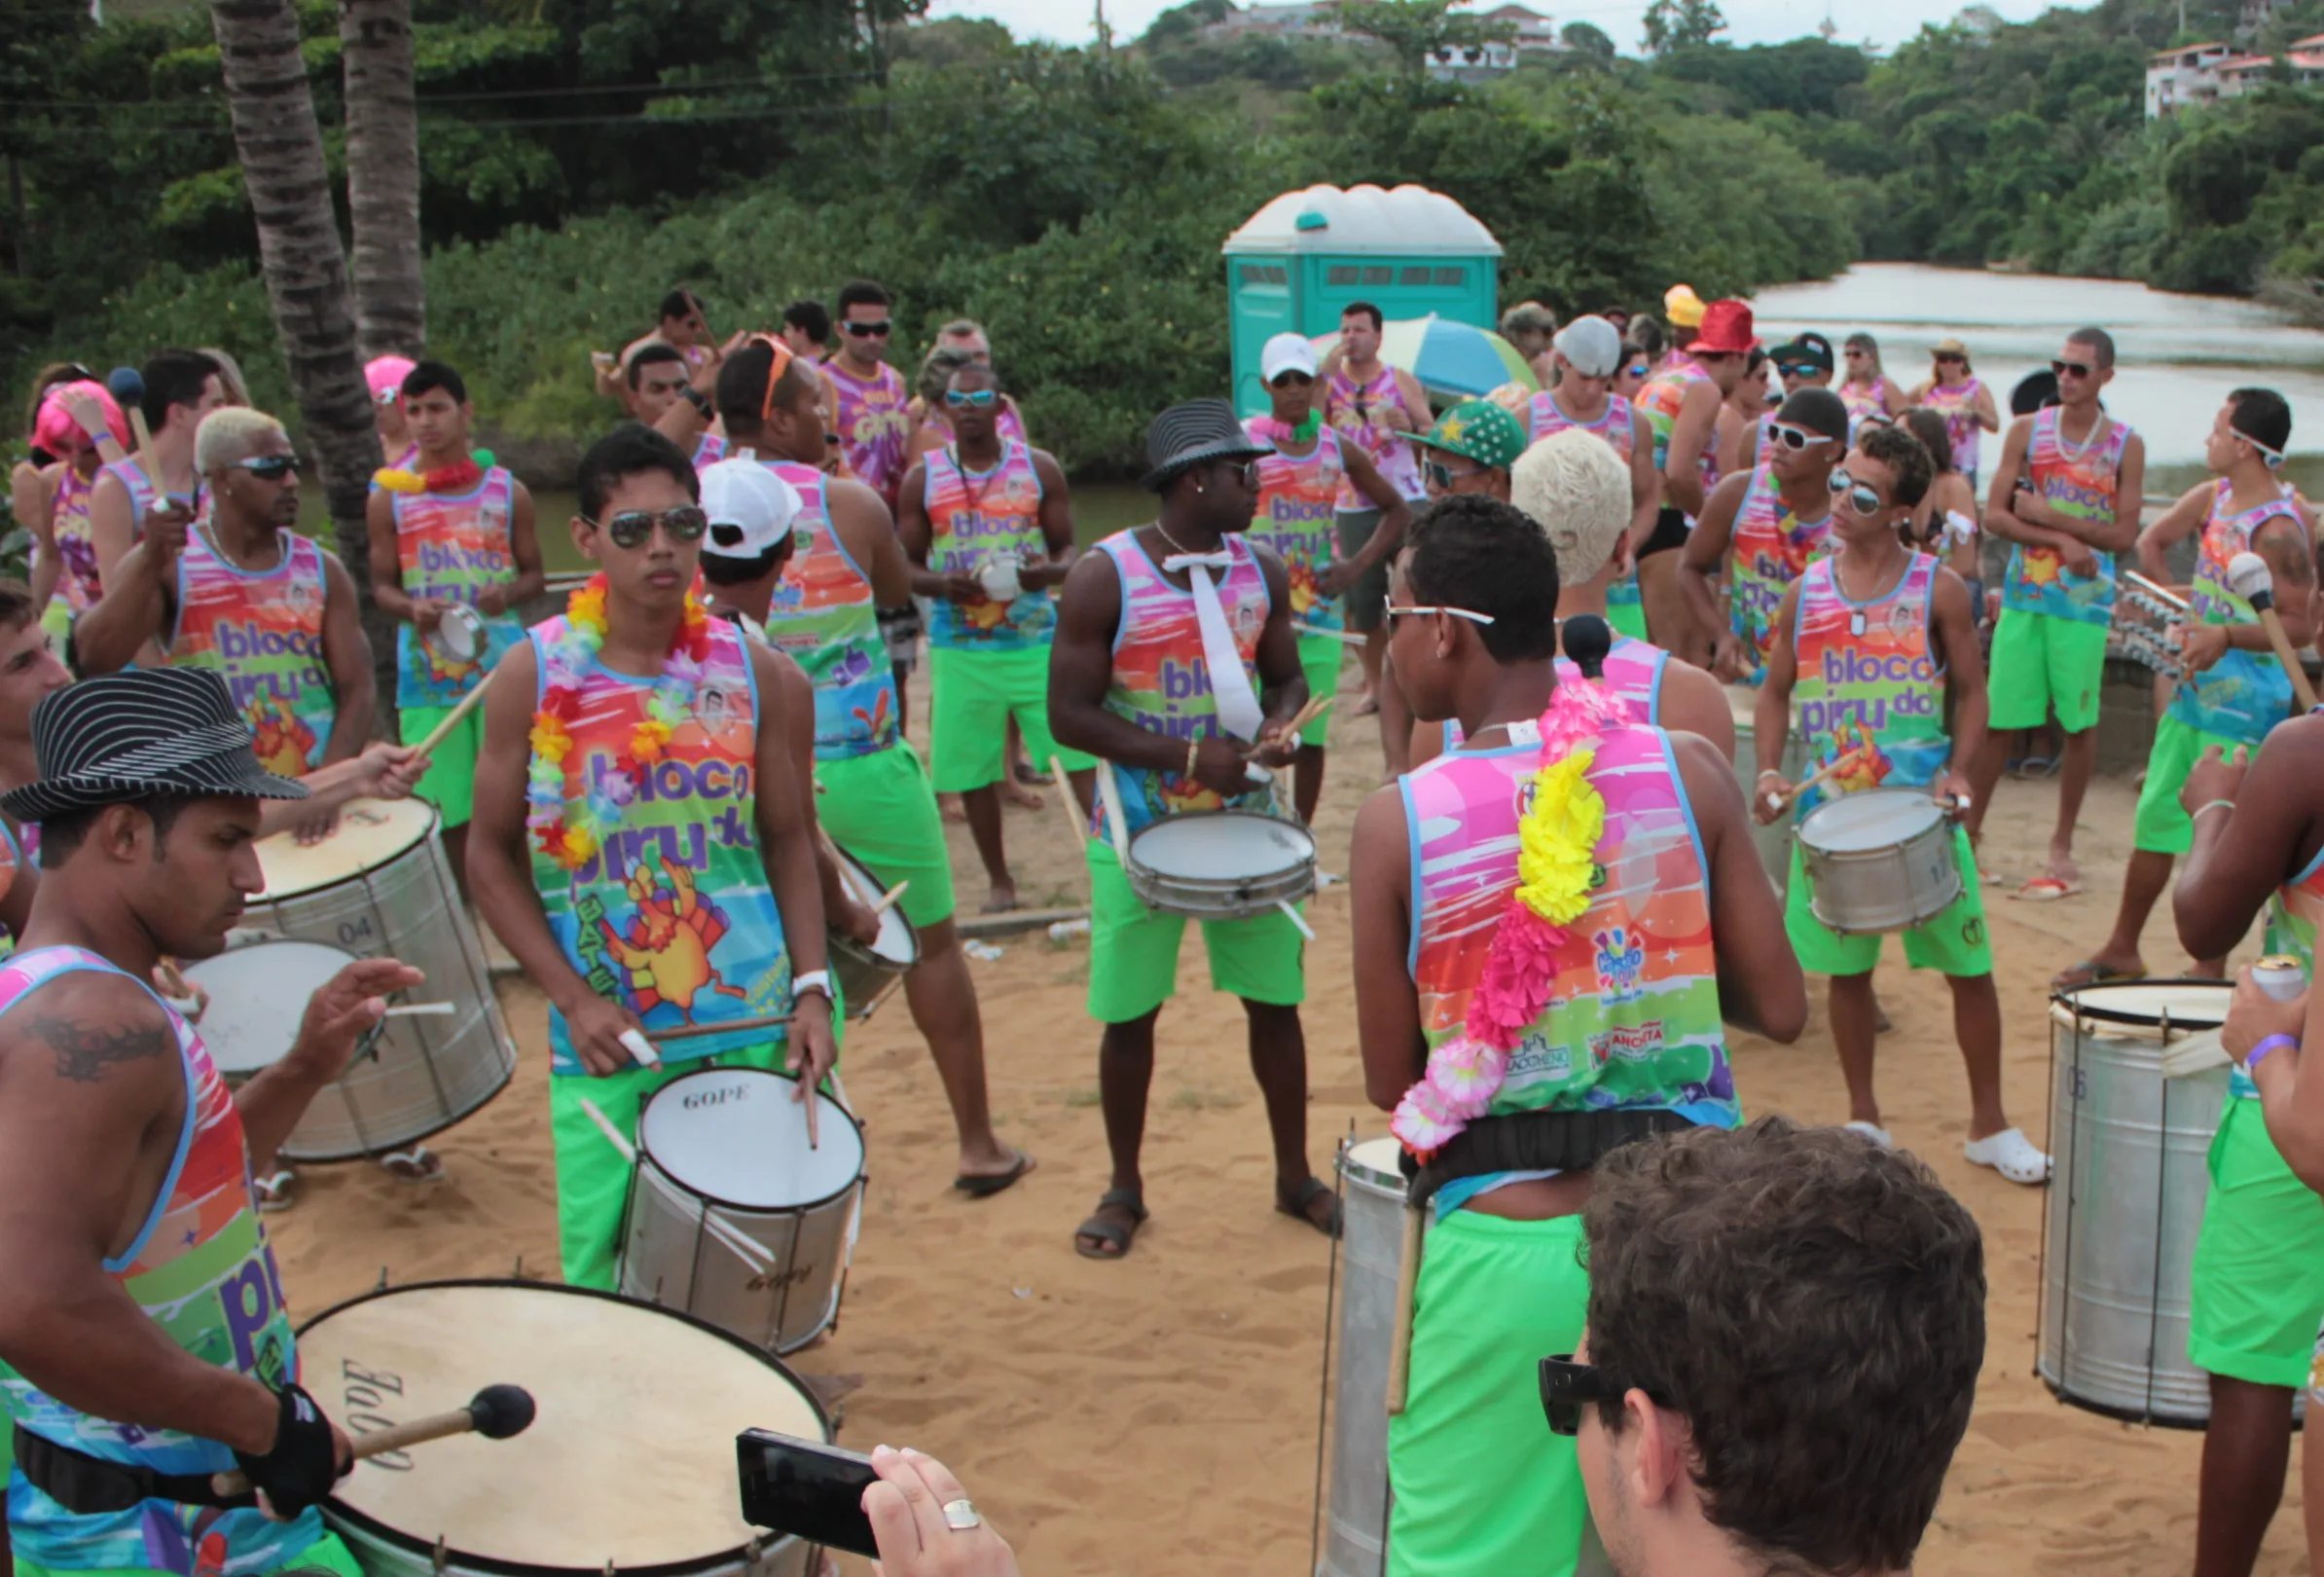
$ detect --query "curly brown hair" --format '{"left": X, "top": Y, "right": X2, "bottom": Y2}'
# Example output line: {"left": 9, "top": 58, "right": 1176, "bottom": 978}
{"left": 1858, "top": 420, "right": 1935, "bottom": 510}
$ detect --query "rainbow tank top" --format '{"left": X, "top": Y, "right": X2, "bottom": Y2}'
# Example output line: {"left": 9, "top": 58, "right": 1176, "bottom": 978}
{"left": 924, "top": 441, "right": 1053, "bottom": 651}
{"left": 2168, "top": 480, "right": 2308, "bottom": 745}
{"left": 1789, "top": 552, "right": 1947, "bottom": 818}
{"left": 390, "top": 466, "right": 523, "bottom": 709}
{"left": 2002, "top": 407, "right": 2130, "bottom": 625}
{"left": 1245, "top": 422, "right": 1346, "bottom": 636}
{"left": 1325, "top": 365, "right": 1423, "bottom": 504}
{"left": 753, "top": 458, "right": 898, "bottom": 760}
{"left": 1636, "top": 361, "right": 1719, "bottom": 505}
{"left": 997, "top": 402, "right": 1031, "bottom": 446}
{"left": 1922, "top": 378, "right": 1985, "bottom": 476}
{"left": 2257, "top": 846, "right": 2324, "bottom": 1099}
{"left": 526, "top": 614, "right": 790, "bottom": 1075}
{"left": 1442, "top": 638, "right": 1664, "bottom": 752}
{"left": 1727, "top": 465, "right": 1833, "bottom": 686}
{"left": 167, "top": 529, "right": 334, "bottom": 777}
{"left": 1525, "top": 391, "right": 1636, "bottom": 459}
{"left": 1402, "top": 723, "right": 1732, "bottom": 1127}
{"left": 826, "top": 360, "right": 911, "bottom": 503}
{"left": 691, "top": 432, "right": 727, "bottom": 472}
{"left": 0, "top": 820, "right": 23, "bottom": 957}
{"left": 1839, "top": 376, "right": 1894, "bottom": 434}
{"left": 101, "top": 458, "right": 212, "bottom": 531}
{"left": 0, "top": 945, "right": 322, "bottom": 1577}
{"left": 1091, "top": 529, "right": 1274, "bottom": 840}
{"left": 45, "top": 465, "right": 104, "bottom": 627}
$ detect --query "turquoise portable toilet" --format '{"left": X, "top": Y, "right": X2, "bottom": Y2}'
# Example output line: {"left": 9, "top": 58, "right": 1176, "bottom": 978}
{"left": 1221, "top": 183, "right": 1503, "bottom": 417}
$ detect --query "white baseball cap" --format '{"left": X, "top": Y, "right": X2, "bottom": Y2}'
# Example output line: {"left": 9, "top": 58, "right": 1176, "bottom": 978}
{"left": 1553, "top": 316, "right": 1623, "bottom": 380}
{"left": 698, "top": 458, "right": 802, "bottom": 559}
{"left": 1260, "top": 332, "right": 1319, "bottom": 385}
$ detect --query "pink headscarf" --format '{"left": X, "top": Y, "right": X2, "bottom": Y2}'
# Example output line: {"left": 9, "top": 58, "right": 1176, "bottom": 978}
{"left": 33, "top": 381, "right": 128, "bottom": 458}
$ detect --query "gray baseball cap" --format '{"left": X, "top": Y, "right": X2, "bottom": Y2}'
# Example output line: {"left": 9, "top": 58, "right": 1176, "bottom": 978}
{"left": 1553, "top": 315, "right": 1623, "bottom": 379}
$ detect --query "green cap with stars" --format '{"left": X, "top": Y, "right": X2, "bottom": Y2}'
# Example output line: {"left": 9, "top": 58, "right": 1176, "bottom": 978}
{"left": 1410, "top": 399, "right": 1528, "bottom": 471}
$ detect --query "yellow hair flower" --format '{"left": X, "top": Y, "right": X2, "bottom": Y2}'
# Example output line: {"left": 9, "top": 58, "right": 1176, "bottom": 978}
{"left": 1515, "top": 747, "right": 1605, "bottom": 926}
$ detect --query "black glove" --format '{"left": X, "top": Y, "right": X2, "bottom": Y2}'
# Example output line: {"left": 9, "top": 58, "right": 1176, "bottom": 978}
{"left": 231, "top": 1383, "right": 345, "bottom": 1516}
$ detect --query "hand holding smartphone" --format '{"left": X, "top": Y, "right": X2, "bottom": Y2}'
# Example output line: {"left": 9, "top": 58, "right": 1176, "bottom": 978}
{"left": 736, "top": 1428, "right": 879, "bottom": 1559}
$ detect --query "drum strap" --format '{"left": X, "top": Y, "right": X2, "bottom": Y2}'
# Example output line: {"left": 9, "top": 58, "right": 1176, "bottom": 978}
{"left": 1399, "top": 1109, "right": 1696, "bottom": 1206}
{"left": 11, "top": 1424, "right": 260, "bottom": 1515}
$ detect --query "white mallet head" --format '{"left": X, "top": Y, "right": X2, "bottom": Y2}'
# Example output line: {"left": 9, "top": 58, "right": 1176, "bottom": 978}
{"left": 2229, "top": 550, "right": 2276, "bottom": 610}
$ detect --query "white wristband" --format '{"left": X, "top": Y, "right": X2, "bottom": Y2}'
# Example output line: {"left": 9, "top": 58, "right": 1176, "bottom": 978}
{"left": 791, "top": 970, "right": 832, "bottom": 1002}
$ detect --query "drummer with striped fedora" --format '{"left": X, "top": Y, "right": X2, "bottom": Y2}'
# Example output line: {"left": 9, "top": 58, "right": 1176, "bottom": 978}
{"left": 0, "top": 666, "right": 421, "bottom": 1577}
{"left": 1049, "top": 397, "right": 1332, "bottom": 1259}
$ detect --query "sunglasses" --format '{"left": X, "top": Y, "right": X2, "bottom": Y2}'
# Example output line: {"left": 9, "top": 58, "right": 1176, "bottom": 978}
{"left": 1935, "top": 353, "right": 1966, "bottom": 365}
{"left": 1424, "top": 458, "right": 1494, "bottom": 491}
{"left": 944, "top": 388, "right": 999, "bottom": 409}
{"left": 2232, "top": 426, "right": 2287, "bottom": 466}
{"left": 1764, "top": 422, "right": 1826, "bottom": 453}
{"left": 1828, "top": 467, "right": 1886, "bottom": 517}
{"left": 1625, "top": 363, "right": 1650, "bottom": 379}
{"left": 1386, "top": 602, "right": 1496, "bottom": 628}
{"left": 229, "top": 456, "right": 299, "bottom": 483}
{"left": 2052, "top": 358, "right": 2094, "bottom": 380}
{"left": 841, "top": 319, "right": 892, "bottom": 338}
{"left": 588, "top": 505, "right": 708, "bottom": 549}
{"left": 1539, "top": 1355, "right": 1668, "bottom": 1437}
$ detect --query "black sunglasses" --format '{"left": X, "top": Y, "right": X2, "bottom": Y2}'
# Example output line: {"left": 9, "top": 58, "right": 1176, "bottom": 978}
{"left": 228, "top": 456, "right": 300, "bottom": 483}
{"left": 588, "top": 505, "right": 708, "bottom": 549}
{"left": 1777, "top": 362, "right": 1817, "bottom": 379}
{"left": 2052, "top": 358, "right": 2094, "bottom": 380}
{"left": 842, "top": 319, "right": 892, "bottom": 338}
{"left": 1539, "top": 1354, "right": 1670, "bottom": 1436}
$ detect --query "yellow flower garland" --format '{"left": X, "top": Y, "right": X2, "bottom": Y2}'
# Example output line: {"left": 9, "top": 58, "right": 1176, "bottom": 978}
{"left": 1514, "top": 747, "right": 1606, "bottom": 926}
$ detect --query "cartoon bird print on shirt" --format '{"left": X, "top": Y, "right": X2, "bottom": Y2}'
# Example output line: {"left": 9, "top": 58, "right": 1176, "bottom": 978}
{"left": 853, "top": 687, "right": 894, "bottom": 746}
{"left": 597, "top": 849, "right": 747, "bottom": 1022}
{"left": 247, "top": 692, "right": 314, "bottom": 777}
{"left": 1823, "top": 720, "right": 1892, "bottom": 794}
{"left": 1285, "top": 559, "right": 1321, "bottom": 618}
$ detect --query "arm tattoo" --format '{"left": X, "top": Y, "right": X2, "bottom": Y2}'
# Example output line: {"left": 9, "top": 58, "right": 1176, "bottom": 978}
{"left": 2259, "top": 520, "right": 2315, "bottom": 588}
{"left": 34, "top": 1014, "right": 172, "bottom": 1083}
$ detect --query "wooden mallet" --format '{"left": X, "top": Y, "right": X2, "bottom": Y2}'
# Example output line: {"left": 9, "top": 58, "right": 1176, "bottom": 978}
{"left": 211, "top": 1383, "right": 535, "bottom": 1497}
{"left": 2227, "top": 550, "right": 2320, "bottom": 714}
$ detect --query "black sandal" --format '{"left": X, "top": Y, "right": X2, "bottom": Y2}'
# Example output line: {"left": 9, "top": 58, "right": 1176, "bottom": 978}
{"left": 1073, "top": 1187, "right": 1147, "bottom": 1260}
{"left": 1276, "top": 1177, "right": 1343, "bottom": 1239}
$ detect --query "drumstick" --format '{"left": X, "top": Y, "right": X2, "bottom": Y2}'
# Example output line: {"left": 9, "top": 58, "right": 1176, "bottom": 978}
{"left": 210, "top": 1384, "right": 535, "bottom": 1497}
{"left": 1772, "top": 749, "right": 1864, "bottom": 813}
{"left": 1275, "top": 899, "right": 1317, "bottom": 940}
{"left": 617, "top": 1028, "right": 661, "bottom": 1068}
{"left": 2227, "top": 551, "right": 2321, "bottom": 713}
{"left": 383, "top": 1001, "right": 455, "bottom": 1018}
{"left": 1094, "top": 753, "right": 1134, "bottom": 863}
{"left": 1293, "top": 621, "right": 1366, "bottom": 647}
{"left": 576, "top": 1096, "right": 779, "bottom": 1270}
{"left": 870, "top": 880, "right": 910, "bottom": 916}
{"left": 1385, "top": 1203, "right": 1425, "bottom": 1415}
{"left": 1048, "top": 754, "right": 1087, "bottom": 848}
{"left": 414, "top": 672, "right": 493, "bottom": 758}
{"left": 128, "top": 409, "right": 169, "bottom": 504}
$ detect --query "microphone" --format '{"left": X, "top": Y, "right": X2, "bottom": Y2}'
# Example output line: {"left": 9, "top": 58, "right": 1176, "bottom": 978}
{"left": 1561, "top": 613, "right": 1613, "bottom": 681}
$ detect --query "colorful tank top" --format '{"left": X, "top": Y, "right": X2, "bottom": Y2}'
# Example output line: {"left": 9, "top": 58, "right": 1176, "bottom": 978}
{"left": 390, "top": 466, "right": 523, "bottom": 709}
{"left": 2002, "top": 407, "right": 2130, "bottom": 625}
{"left": 2259, "top": 847, "right": 2324, "bottom": 1099}
{"left": 923, "top": 442, "right": 1054, "bottom": 651}
{"left": 1525, "top": 391, "right": 1636, "bottom": 459}
{"left": 826, "top": 360, "right": 911, "bottom": 503}
{"left": 0, "top": 945, "right": 323, "bottom": 1577}
{"left": 691, "top": 432, "right": 727, "bottom": 472}
{"left": 168, "top": 529, "right": 334, "bottom": 776}
{"left": 1728, "top": 465, "right": 1833, "bottom": 686}
{"left": 526, "top": 615, "right": 790, "bottom": 1075}
{"left": 1325, "top": 364, "right": 1423, "bottom": 505}
{"left": 1403, "top": 723, "right": 1732, "bottom": 1127}
{"left": 1636, "top": 361, "right": 1719, "bottom": 506}
{"left": 45, "top": 464, "right": 104, "bottom": 623}
{"left": 102, "top": 457, "right": 212, "bottom": 532}
{"left": 997, "top": 401, "right": 1031, "bottom": 446}
{"left": 0, "top": 821, "right": 23, "bottom": 958}
{"left": 1442, "top": 637, "right": 1665, "bottom": 752}
{"left": 1091, "top": 529, "right": 1275, "bottom": 840}
{"left": 1789, "top": 552, "right": 1947, "bottom": 818}
{"left": 1839, "top": 375, "right": 1895, "bottom": 434}
{"left": 754, "top": 459, "right": 899, "bottom": 760}
{"left": 1922, "top": 378, "right": 1986, "bottom": 476}
{"left": 2167, "top": 481, "right": 2309, "bottom": 745}
{"left": 1244, "top": 423, "right": 1346, "bottom": 636}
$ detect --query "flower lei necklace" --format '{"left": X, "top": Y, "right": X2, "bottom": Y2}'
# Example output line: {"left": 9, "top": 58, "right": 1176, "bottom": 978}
{"left": 1248, "top": 412, "right": 1322, "bottom": 446}
{"left": 372, "top": 451, "right": 493, "bottom": 495}
{"left": 527, "top": 572, "right": 711, "bottom": 870}
{"left": 1389, "top": 678, "right": 1632, "bottom": 1159}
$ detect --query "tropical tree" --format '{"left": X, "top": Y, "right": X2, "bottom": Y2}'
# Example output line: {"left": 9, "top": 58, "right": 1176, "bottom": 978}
{"left": 1641, "top": 0, "right": 1725, "bottom": 54}
{"left": 340, "top": 0, "right": 424, "bottom": 356}
{"left": 1329, "top": 0, "right": 1517, "bottom": 76}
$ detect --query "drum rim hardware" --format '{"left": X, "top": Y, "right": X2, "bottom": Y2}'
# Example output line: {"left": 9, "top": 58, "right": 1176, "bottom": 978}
{"left": 637, "top": 1068, "right": 867, "bottom": 1217}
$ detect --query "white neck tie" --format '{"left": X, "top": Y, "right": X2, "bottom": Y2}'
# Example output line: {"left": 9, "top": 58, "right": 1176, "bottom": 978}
{"left": 1163, "top": 549, "right": 1265, "bottom": 743}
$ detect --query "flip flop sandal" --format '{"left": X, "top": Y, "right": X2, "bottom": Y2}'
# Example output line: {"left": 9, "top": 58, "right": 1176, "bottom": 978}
{"left": 2013, "top": 754, "right": 2057, "bottom": 780}
{"left": 380, "top": 1146, "right": 446, "bottom": 1184}
{"left": 2012, "top": 876, "right": 2083, "bottom": 902}
{"left": 1275, "top": 1177, "right": 1343, "bottom": 1239}
{"left": 954, "top": 1150, "right": 1035, "bottom": 1198}
{"left": 1964, "top": 1127, "right": 2052, "bottom": 1185}
{"left": 254, "top": 1169, "right": 298, "bottom": 1212}
{"left": 2052, "top": 959, "right": 2147, "bottom": 991}
{"left": 1074, "top": 1188, "right": 1147, "bottom": 1260}
{"left": 1842, "top": 1120, "right": 1894, "bottom": 1149}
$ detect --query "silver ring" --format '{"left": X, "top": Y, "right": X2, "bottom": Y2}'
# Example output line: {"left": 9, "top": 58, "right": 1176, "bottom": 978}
{"left": 941, "top": 1498, "right": 982, "bottom": 1531}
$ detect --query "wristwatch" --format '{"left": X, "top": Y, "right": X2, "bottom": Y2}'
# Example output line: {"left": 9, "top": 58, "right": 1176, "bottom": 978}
{"left": 791, "top": 970, "right": 833, "bottom": 1002}
{"left": 681, "top": 385, "right": 712, "bottom": 418}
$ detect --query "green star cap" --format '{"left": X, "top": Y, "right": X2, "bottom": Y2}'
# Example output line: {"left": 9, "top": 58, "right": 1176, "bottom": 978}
{"left": 1411, "top": 399, "right": 1528, "bottom": 471}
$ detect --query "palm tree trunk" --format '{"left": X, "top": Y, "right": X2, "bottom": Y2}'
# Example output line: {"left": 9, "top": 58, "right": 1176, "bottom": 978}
{"left": 340, "top": 0, "right": 425, "bottom": 357}
{"left": 209, "top": 0, "right": 398, "bottom": 728}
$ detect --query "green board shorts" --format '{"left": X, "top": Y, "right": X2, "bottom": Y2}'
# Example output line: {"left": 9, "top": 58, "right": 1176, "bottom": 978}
{"left": 1084, "top": 838, "right": 1305, "bottom": 1024}
{"left": 2134, "top": 711, "right": 2248, "bottom": 857}
{"left": 1388, "top": 1210, "right": 1589, "bottom": 1577}
{"left": 400, "top": 694, "right": 484, "bottom": 828}
{"left": 1606, "top": 599, "right": 1649, "bottom": 642}
{"left": 1334, "top": 510, "right": 1390, "bottom": 633}
{"left": 13, "top": 1530, "right": 363, "bottom": 1577}
{"left": 926, "top": 642, "right": 1092, "bottom": 793}
{"left": 1987, "top": 606, "right": 2110, "bottom": 733}
{"left": 549, "top": 1039, "right": 790, "bottom": 1290}
{"left": 1296, "top": 634, "right": 1342, "bottom": 748}
{"left": 813, "top": 743, "right": 957, "bottom": 930}
{"left": 1784, "top": 823, "right": 1993, "bottom": 977}
{"left": 2189, "top": 1097, "right": 2324, "bottom": 1387}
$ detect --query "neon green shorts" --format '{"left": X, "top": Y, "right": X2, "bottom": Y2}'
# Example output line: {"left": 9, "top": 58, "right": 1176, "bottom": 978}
{"left": 2133, "top": 712, "right": 2243, "bottom": 856}
{"left": 2188, "top": 1097, "right": 2324, "bottom": 1387}
{"left": 1606, "top": 599, "right": 1649, "bottom": 642}
{"left": 400, "top": 694, "right": 483, "bottom": 828}
{"left": 1987, "top": 607, "right": 2110, "bottom": 732}
{"left": 813, "top": 743, "right": 956, "bottom": 929}
{"left": 926, "top": 643, "right": 1091, "bottom": 792}
{"left": 549, "top": 1039, "right": 789, "bottom": 1290}
{"left": 13, "top": 1530, "right": 362, "bottom": 1577}
{"left": 1085, "top": 837, "right": 1306, "bottom": 1024}
{"left": 1784, "top": 823, "right": 1993, "bottom": 977}
{"left": 1388, "top": 1210, "right": 1588, "bottom": 1577}
{"left": 1296, "top": 634, "right": 1342, "bottom": 748}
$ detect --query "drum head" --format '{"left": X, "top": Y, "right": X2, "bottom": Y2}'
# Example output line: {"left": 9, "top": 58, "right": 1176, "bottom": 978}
{"left": 2058, "top": 978, "right": 2233, "bottom": 1029}
{"left": 836, "top": 846, "right": 917, "bottom": 966}
{"left": 428, "top": 605, "right": 486, "bottom": 664}
{"left": 305, "top": 1281, "right": 826, "bottom": 1573}
{"left": 640, "top": 1068, "right": 864, "bottom": 1210}
{"left": 182, "top": 940, "right": 358, "bottom": 1075}
{"left": 1339, "top": 1135, "right": 1404, "bottom": 1192}
{"left": 1129, "top": 814, "right": 1315, "bottom": 879}
{"left": 1798, "top": 789, "right": 1943, "bottom": 853}
{"left": 256, "top": 798, "right": 436, "bottom": 900}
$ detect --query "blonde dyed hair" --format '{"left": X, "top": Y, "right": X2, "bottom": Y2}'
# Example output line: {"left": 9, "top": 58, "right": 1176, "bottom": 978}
{"left": 1511, "top": 427, "right": 1630, "bottom": 586}
{"left": 194, "top": 406, "right": 287, "bottom": 473}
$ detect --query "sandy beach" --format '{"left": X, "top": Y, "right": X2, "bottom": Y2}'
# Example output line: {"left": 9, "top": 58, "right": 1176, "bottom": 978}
{"left": 266, "top": 665, "right": 2309, "bottom": 1577}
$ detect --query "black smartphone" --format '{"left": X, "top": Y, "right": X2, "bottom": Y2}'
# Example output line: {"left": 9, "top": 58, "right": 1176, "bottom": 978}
{"left": 736, "top": 1428, "right": 880, "bottom": 1559}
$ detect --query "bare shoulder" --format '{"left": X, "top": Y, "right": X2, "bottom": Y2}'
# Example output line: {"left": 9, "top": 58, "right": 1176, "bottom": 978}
{"left": 1660, "top": 658, "right": 1731, "bottom": 725}
{"left": 0, "top": 968, "right": 177, "bottom": 1091}
{"left": 1668, "top": 727, "right": 1743, "bottom": 813}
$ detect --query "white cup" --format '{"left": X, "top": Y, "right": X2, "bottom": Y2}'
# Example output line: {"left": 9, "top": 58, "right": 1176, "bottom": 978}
{"left": 979, "top": 555, "right": 1023, "bottom": 602}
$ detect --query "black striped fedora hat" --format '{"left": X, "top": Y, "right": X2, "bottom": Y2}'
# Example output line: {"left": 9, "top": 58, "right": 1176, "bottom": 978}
{"left": 1, "top": 668, "right": 310, "bottom": 824}
{"left": 1141, "top": 397, "right": 1274, "bottom": 491}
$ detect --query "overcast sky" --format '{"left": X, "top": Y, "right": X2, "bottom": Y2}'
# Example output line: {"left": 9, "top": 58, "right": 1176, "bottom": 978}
{"left": 922, "top": 0, "right": 2064, "bottom": 54}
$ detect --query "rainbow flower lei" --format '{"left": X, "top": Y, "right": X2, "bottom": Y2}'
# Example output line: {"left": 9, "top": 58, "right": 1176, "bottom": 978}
{"left": 1390, "top": 678, "right": 1634, "bottom": 1159}
{"left": 527, "top": 572, "right": 711, "bottom": 870}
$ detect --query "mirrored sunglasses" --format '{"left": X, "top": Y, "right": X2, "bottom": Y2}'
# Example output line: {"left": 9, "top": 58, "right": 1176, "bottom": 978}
{"left": 1827, "top": 467, "right": 1886, "bottom": 517}
{"left": 228, "top": 456, "right": 299, "bottom": 483}
{"left": 944, "top": 388, "right": 999, "bottom": 409}
{"left": 590, "top": 505, "right": 708, "bottom": 548}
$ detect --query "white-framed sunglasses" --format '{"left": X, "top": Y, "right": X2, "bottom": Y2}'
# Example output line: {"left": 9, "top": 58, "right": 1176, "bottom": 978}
{"left": 1764, "top": 422, "right": 1826, "bottom": 453}
{"left": 2233, "top": 426, "right": 2286, "bottom": 467}
{"left": 1386, "top": 604, "right": 1497, "bottom": 627}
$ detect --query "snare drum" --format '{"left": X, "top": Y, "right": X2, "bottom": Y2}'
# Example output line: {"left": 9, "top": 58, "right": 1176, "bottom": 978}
{"left": 302, "top": 1280, "right": 828, "bottom": 1577}
{"left": 237, "top": 798, "right": 516, "bottom": 1160}
{"left": 1123, "top": 811, "right": 1316, "bottom": 919}
{"left": 1727, "top": 685, "right": 1806, "bottom": 896}
{"left": 621, "top": 1067, "right": 866, "bottom": 1354}
{"left": 1320, "top": 1137, "right": 1408, "bottom": 1577}
{"left": 425, "top": 604, "right": 488, "bottom": 667}
{"left": 183, "top": 939, "right": 366, "bottom": 1094}
{"left": 1796, "top": 788, "right": 1963, "bottom": 935}
{"left": 829, "top": 844, "right": 918, "bottom": 1021}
